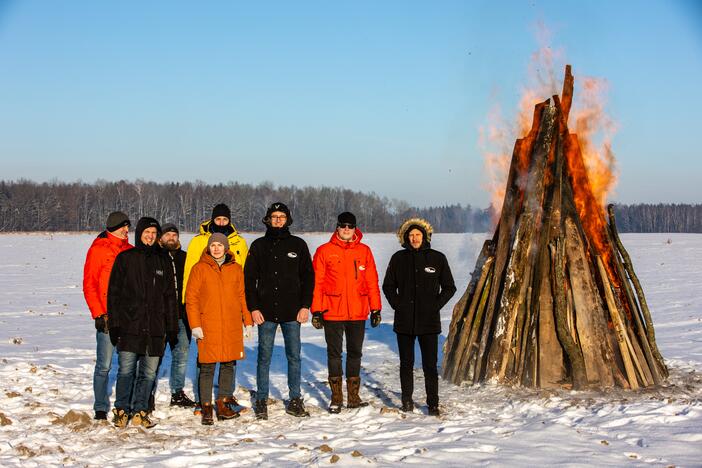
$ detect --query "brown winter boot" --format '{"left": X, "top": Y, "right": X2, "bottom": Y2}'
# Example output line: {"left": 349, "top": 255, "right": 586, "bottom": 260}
{"left": 215, "top": 398, "right": 239, "bottom": 420}
{"left": 346, "top": 376, "right": 369, "bottom": 409}
{"left": 328, "top": 376, "right": 343, "bottom": 413}
{"left": 201, "top": 402, "right": 214, "bottom": 425}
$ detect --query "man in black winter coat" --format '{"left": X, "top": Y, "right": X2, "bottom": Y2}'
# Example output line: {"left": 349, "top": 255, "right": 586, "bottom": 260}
{"left": 382, "top": 218, "right": 456, "bottom": 416}
{"left": 244, "top": 202, "right": 315, "bottom": 420}
{"left": 107, "top": 217, "right": 179, "bottom": 428}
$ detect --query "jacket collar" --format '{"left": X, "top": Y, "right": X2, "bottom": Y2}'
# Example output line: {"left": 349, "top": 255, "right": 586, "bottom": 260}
{"left": 330, "top": 228, "right": 363, "bottom": 248}
{"left": 199, "top": 249, "right": 235, "bottom": 268}
{"left": 198, "top": 219, "right": 238, "bottom": 237}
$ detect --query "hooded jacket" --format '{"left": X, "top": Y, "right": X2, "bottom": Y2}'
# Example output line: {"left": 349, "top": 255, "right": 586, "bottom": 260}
{"left": 311, "top": 229, "right": 381, "bottom": 321}
{"left": 244, "top": 226, "right": 314, "bottom": 323}
{"left": 382, "top": 219, "right": 457, "bottom": 335}
{"left": 182, "top": 219, "right": 248, "bottom": 303}
{"left": 83, "top": 230, "right": 133, "bottom": 319}
{"left": 107, "top": 218, "right": 179, "bottom": 356}
{"left": 186, "top": 250, "right": 253, "bottom": 363}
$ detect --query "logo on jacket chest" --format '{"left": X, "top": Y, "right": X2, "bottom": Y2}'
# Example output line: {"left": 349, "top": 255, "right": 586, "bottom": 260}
{"left": 287, "top": 252, "right": 298, "bottom": 258}
{"left": 358, "top": 265, "right": 366, "bottom": 271}
{"left": 424, "top": 267, "right": 436, "bottom": 274}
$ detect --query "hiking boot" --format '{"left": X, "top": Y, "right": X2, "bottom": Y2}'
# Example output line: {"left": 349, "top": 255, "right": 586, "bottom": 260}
{"left": 223, "top": 396, "right": 241, "bottom": 412}
{"left": 111, "top": 408, "right": 129, "bottom": 428}
{"left": 215, "top": 398, "right": 240, "bottom": 420}
{"left": 328, "top": 376, "right": 343, "bottom": 414}
{"left": 201, "top": 402, "right": 214, "bottom": 426}
{"left": 286, "top": 397, "right": 310, "bottom": 418}
{"left": 400, "top": 399, "right": 414, "bottom": 413}
{"left": 427, "top": 405, "right": 440, "bottom": 417}
{"left": 94, "top": 410, "right": 107, "bottom": 420}
{"left": 254, "top": 399, "right": 268, "bottom": 420}
{"left": 131, "top": 410, "right": 156, "bottom": 429}
{"left": 346, "top": 377, "right": 368, "bottom": 409}
{"left": 170, "top": 390, "right": 196, "bottom": 408}
{"left": 193, "top": 402, "right": 202, "bottom": 416}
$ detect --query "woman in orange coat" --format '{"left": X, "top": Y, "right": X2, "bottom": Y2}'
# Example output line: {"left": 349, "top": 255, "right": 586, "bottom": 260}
{"left": 186, "top": 233, "right": 253, "bottom": 425}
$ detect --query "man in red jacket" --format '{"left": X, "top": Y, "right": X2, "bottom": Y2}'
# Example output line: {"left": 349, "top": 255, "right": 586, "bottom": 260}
{"left": 82, "top": 211, "right": 132, "bottom": 420}
{"left": 311, "top": 212, "right": 382, "bottom": 413}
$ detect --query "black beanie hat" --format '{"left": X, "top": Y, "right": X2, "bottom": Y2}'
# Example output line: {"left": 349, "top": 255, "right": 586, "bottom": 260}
{"left": 337, "top": 211, "right": 356, "bottom": 227}
{"left": 161, "top": 223, "right": 179, "bottom": 235}
{"left": 106, "top": 211, "right": 130, "bottom": 232}
{"left": 211, "top": 203, "right": 231, "bottom": 221}
{"left": 263, "top": 202, "right": 292, "bottom": 226}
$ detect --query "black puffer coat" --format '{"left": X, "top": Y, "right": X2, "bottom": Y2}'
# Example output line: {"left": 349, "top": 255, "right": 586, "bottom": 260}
{"left": 244, "top": 227, "right": 314, "bottom": 323}
{"left": 107, "top": 218, "right": 179, "bottom": 356}
{"left": 382, "top": 243, "right": 456, "bottom": 335}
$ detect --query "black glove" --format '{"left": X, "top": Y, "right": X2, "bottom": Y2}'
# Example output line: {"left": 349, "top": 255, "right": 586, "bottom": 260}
{"left": 311, "top": 312, "right": 325, "bottom": 330}
{"left": 109, "top": 327, "right": 120, "bottom": 347}
{"left": 94, "top": 315, "right": 108, "bottom": 333}
{"left": 370, "top": 310, "right": 381, "bottom": 328}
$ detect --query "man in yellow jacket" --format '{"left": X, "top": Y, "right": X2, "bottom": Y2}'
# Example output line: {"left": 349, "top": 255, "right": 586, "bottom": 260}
{"left": 183, "top": 203, "right": 248, "bottom": 301}
{"left": 183, "top": 203, "right": 248, "bottom": 409}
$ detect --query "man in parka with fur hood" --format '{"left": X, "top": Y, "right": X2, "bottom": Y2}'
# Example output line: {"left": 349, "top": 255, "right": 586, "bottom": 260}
{"left": 382, "top": 218, "right": 456, "bottom": 416}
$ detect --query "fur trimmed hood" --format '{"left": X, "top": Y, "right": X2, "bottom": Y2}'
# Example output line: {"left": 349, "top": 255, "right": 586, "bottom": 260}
{"left": 397, "top": 217, "right": 433, "bottom": 248}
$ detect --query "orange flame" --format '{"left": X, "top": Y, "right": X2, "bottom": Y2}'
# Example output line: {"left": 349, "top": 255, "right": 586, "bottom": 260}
{"left": 481, "top": 29, "right": 618, "bottom": 224}
{"left": 571, "top": 77, "right": 618, "bottom": 208}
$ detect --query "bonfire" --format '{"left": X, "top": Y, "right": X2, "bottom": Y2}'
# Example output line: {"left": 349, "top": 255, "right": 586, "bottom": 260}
{"left": 442, "top": 66, "right": 667, "bottom": 390}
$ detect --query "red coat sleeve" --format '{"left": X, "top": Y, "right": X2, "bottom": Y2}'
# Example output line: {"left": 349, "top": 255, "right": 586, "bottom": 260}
{"left": 311, "top": 245, "right": 327, "bottom": 313}
{"left": 186, "top": 265, "right": 204, "bottom": 330}
{"left": 83, "top": 244, "right": 105, "bottom": 319}
{"left": 365, "top": 246, "right": 382, "bottom": 311}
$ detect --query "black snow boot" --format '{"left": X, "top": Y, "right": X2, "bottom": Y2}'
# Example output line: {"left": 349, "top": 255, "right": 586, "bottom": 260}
{"left": 401, "top": 399, "right": 414, "bottom": 412}
{"left": 286, "top": 397, "right": 310, "bottom": 418}
{"left": 94, "top": 410, "right": 107, "bottom": 420}
{"left": 254, "top": 399, "right": 268, "bottom": 420}
{"left": 170, "top": 390, "right": 197, "bottom": 408}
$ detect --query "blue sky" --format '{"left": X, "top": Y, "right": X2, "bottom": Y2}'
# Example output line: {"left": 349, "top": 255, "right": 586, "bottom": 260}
{"left": 0, "top": 0, "right": 700, "bottom": 207}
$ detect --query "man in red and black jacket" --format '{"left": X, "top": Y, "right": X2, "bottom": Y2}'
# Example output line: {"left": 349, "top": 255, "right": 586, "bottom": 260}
{"left": 82, "top": 211, "right": 132, "bottom": 420}
{"left": 311, "top": 212, "right": 382, "bottom": 413}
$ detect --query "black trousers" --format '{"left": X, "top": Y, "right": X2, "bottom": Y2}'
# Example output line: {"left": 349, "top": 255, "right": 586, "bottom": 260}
{"left": 324, "top": 320, "right": 366, "bottom": 378}
{"left": 396, "top": 333, "right": 439, "bottom": 407}
{"left": 199, "top": 361, "right": 235, "bottom": 404}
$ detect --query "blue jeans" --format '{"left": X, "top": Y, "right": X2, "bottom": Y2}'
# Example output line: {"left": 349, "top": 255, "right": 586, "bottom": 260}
{"left": 93, "top": 331, "right": 116, "bottom": 413}
{"left": 153, "top": 319, "right": 191, "bottom": 395}
{"left": 115, "top": 351, "right": 160, "bottom": 413}
{"left": 256, "top": 320, "right": 301, "bottom": 401}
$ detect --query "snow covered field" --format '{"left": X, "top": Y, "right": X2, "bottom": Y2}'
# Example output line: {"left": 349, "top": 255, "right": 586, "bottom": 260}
{"left": 0, "top": 232, "right": 700, "bottom": 467}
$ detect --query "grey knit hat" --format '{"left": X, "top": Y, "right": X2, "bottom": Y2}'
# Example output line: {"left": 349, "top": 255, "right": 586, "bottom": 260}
{"left": 106, "top": 211, "right": 130, "bottom": 232}
{"left": 162, "top": 223, "right": 179, "bottom": 235}
{"left": 208, "top": 232, "right": 228, "bottom": 251}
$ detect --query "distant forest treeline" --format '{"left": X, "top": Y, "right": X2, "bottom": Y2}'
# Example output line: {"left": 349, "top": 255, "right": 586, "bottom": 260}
{"left": 0, "top": 180, "right": 700, "bottom": 233}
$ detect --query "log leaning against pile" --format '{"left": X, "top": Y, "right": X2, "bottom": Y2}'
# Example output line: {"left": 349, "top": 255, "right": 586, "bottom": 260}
{"left": 442, "top": 66, "right": 667, "bottom": 390}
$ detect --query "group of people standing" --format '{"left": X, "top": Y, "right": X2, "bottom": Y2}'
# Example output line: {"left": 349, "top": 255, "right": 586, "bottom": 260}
{"left": 83, "top": 202, "right": 456, "bottom": 428}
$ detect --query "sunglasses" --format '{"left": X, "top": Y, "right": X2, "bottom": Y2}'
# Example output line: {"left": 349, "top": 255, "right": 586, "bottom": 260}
{"left": 337, "top": 223, "right": 356, "bottom": 229}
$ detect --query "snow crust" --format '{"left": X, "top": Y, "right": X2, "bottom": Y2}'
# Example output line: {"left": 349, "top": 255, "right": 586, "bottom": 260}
{"left": 0, "top": 232, "right": 700, "bottom": 466}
